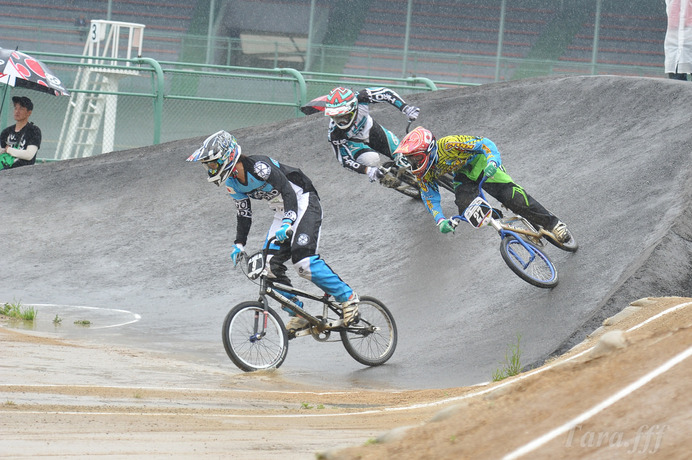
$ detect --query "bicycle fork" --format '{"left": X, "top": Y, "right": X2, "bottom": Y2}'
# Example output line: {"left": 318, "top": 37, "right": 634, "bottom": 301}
{"left": 497, "top": 226, "right": 541, "bottom": 269}
{"left": 249, "top": 294, "right": 271, "bottom": 342}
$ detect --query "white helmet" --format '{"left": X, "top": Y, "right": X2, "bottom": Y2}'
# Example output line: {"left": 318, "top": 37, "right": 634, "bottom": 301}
{"left": 187, "top": 130, "right": 241, "bottom": 185}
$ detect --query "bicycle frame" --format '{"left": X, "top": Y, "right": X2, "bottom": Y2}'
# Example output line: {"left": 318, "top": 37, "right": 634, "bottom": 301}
{"left": 450, "top": 176, "right": 551, "bottom": 272}
{"left": 241, "top": 243, "right": 349, "bottom": 338}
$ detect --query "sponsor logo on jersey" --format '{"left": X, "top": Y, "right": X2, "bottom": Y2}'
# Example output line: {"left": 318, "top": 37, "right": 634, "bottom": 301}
{"left": 297, "top": 233, "right": 310, "bottom": 246}
{"left": 254, "top": 161, "right": 271, "bottom": 180}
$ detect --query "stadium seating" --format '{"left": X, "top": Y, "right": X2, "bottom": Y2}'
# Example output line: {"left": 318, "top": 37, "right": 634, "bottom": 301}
{"left": 0, "top": 0, "right": 194, "bottom": 61}
{"left": 345, "top": 0, "right": 560, "bottom": 84}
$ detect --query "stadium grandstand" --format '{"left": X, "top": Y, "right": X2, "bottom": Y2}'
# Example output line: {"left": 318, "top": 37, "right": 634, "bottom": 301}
{"left": 0, "top": 0, "right": 667, "bottom": 84}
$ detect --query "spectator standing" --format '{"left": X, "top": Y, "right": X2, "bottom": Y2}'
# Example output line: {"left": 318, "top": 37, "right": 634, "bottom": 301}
{"left": 75, "top": 15, "right": 88, "bottom": 39}
{"left": 664, "top": 0, "right": 692, "bottom": 80}
{"left": 1, "top": 96, "right": 42, "bottom": 170}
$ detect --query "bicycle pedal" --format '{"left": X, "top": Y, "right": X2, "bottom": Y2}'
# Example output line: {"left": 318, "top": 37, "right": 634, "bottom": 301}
{"left": 292, "top": 328, "right": 312, "bottom": 338}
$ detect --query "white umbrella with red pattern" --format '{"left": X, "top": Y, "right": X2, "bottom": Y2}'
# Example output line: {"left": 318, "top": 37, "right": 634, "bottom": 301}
{"left": 0, "top": 48, "right": 69, "bottom": 97}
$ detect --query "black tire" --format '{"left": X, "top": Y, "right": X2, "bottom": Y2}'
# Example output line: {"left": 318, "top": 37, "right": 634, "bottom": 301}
{"left": 399, "top": 170, "right": 455, "bottom": 195}
{"left": 391, "top": 170, "right": 422, "bottom": 199}
{"left": 222, "top": 301, "right": 288, "bottom": 372}
{"left": 395, "top": 184, "right": 422, "bottom": 199}
{"left": 340, "top": 296, "right": 397, "bottom": 366}
{"left": 500, "top": 236, "right": 558, "bottom": 288}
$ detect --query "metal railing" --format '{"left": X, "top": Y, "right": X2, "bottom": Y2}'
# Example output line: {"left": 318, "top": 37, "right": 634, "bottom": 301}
{"left": 1, "top": 51, "right": 450, "bottom": 160}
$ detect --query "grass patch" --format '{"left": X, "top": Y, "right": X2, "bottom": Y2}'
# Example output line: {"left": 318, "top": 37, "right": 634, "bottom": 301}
{"left": 492, "top": 334, "right": 522, "bottom": 382}
{"left": 1, "top": 301, "right": 37, "bottom": 321}
{"left": 74, "top": 320, "right": 91, "bottom": 326}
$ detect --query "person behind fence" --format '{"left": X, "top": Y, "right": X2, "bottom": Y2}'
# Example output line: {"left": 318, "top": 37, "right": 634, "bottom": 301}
{"left": 324, "top": 86, "right": 420, "bottom": 184}
{"left": 75, "top": 15, "right": 88, "bottom": 39}
{"left": 392, "top": 126, "right": 573, "bottom": 244}
{"left": 1, "top": 96, "right": 41, "bottom": 171}
{"left": 664, "top": 0, "right": 692, "bottom": 81}
{"left": 187, "top": 130, "right": 360, "bottom": 331}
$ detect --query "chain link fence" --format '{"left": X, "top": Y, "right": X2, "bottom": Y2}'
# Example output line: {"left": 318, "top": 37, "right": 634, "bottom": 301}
{"left": 1, "top": 52, "right": 443, "bottom": 161}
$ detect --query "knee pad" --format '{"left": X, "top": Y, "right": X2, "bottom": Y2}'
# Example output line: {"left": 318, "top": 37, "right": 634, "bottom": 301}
{"left": 355, "top": 150, "right": 380, "bottom": 167}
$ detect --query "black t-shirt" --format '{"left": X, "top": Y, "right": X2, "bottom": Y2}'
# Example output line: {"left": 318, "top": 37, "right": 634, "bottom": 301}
{"left": 1, "top": 122, "right": 42, "bottom": 167}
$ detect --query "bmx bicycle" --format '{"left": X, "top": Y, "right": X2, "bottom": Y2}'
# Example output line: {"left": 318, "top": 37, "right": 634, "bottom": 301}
{"left": 449, "top": 176, "right": 578, "bottom": 288}
{"left": 222, "top": 238, "right": 398, "bottom": 372}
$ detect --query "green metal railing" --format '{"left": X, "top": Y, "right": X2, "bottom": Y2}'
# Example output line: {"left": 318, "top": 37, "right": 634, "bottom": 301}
{"left": 1, "top": 51, "right": 451, "bottom": 160}
{"left": 1, "top": 47, "right": 662, "bottom": 161}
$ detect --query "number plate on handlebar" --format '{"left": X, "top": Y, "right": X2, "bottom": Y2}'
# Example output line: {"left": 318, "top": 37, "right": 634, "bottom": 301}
{"left": 464, "top": 197, "right": 493, "bottom": 228}
{"left": 246, "top": 252, "right": 265, "bottom": 280}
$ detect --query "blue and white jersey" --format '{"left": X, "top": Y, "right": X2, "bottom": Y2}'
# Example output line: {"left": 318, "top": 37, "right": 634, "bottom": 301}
{"left": 226, "top": 155, "right": 317, "bottom": 246}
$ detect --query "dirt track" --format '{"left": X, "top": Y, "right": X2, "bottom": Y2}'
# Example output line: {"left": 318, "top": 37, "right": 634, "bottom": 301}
{"left": 2, "top": 296, "right": 690, "bottom": 459}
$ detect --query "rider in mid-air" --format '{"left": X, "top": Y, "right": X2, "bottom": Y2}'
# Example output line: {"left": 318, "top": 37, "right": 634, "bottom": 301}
{"left": 187, "top": 130, "right": 359, "bottom": 331}
{"left": 393, "top": 126, "right": 573, "bottom": 243}
{"left": 324, "top": 86, "right": 420, "bottom": 184}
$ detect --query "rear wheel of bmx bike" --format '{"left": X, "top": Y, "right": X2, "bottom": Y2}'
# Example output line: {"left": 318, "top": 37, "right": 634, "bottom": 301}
{"left": 500, "top": 236, "right": 558, "bottom": 288}
{"left": 222, "top": 301, "right": 289, "bottom": 372}
{"left": 340, "top": 296, "right": 398, "bottom": 366}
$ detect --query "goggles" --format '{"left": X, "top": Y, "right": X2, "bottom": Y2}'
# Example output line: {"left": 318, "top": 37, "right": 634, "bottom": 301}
{"left": 203, "top": 159, "right": 221, "bottom": 175}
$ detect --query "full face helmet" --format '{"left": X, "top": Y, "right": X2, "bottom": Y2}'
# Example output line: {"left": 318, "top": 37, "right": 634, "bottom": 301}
{"left": 324, "top": 87, "right": 358, "bottom": 129}
{"left": 393, "top": 127, "right": 438, "bottom": 178}
{"left": 187, "top": 130, "right": 241, "bottom": 185}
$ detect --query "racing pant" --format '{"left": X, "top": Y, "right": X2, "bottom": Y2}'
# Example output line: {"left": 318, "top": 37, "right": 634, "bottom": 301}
{"left": 452, "top": 157, "right": 559, "bottom": 231}
{"left": 263, "top": 191, "right": 353, "bottom": 303}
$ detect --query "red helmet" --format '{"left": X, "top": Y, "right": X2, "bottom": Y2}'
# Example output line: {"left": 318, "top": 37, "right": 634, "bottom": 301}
{"left": 393, "top": 127, "right": 437, "bottom": 178}
{"left": 324, "top": 87, "right": 358, "bottom": 129}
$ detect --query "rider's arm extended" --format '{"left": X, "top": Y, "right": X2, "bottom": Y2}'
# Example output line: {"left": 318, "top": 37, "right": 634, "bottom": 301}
{"left": 361, "top": 87, "right": 415, "bottom": 115}
{"left": 419, "top": 180, "right": 445, "bottom": 224}
{"left": 328, "top": 130, "right": 369, "bottom": 175}
{"left": 233, "top": 196, "right": 252, "bottom": 246}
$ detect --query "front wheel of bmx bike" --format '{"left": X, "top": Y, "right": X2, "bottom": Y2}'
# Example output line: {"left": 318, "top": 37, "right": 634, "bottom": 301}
{"left": 222, "top": 301, "right": 289, "bottom": 372}
{"left": 500, "top": 236, "right": 558, "bottom": 289}
{"left": 340, "top": 296, "right": 398, "bottom": 366}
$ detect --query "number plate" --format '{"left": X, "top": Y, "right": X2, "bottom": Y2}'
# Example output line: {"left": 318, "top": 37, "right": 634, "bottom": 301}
{"left": 464, "top": 197, "right": 493, "bottom": 228}
{"left": 246, "top": 252, "right": 265, "bottom": 280}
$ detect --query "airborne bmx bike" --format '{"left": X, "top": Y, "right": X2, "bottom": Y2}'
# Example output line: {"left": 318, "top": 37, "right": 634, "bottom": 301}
{"left": 222, "top": 239, "right": 398, "bottom": 372}
{"left": 450, "top": 176, "right": 577, "bottom": 289}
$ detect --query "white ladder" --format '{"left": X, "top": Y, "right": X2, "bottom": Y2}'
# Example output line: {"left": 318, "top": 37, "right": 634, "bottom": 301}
{"left": 56, "top": 20, "right": 145, "bottom": 160}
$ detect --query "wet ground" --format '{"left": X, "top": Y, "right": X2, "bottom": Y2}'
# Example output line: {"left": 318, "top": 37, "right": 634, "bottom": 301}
{"left": 2, "top": 75, "right": 692, "bottom": 392}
